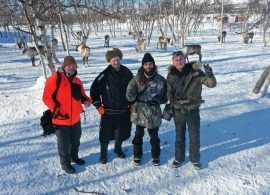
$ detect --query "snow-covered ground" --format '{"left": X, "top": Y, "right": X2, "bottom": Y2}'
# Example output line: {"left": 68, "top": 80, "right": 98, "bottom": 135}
{"left": 0, "top": 23, "right": 270, "bottom": 194}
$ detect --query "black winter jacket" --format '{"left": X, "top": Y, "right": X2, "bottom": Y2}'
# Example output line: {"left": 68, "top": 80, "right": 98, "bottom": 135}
{"left": 90, "top": 65, "right": 133, "bottom": 110}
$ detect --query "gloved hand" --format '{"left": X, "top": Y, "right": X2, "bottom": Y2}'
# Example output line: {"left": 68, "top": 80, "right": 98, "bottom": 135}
{"left": 52, "top": 106, "right": 60, "bottom": 118}
{"left": 97, "top": 106, "right": 105, "bottom": 115}
{"left": 203, "top": 64, "right": 213, "bottom": 77}
{"left": 192, "top": 61, "right": 202, "bottom": 70}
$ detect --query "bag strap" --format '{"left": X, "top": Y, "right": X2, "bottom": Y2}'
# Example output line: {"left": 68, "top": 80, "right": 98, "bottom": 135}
{"left": 135, "top": 84, "right": 150, "bottom": 101}
{"left": 52, "top": 71, "right": 62, "bottom": 108}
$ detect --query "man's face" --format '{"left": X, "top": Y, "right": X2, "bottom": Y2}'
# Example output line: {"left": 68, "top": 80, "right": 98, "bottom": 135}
{"left": 110, "top": 56, "right": 121, "bottom": 70}
{"left": 64, "top": 63, "right": 77, "bottom": 74}
{"left": 143, "top": 62, "right": 154, "bottom": 74}
{"left": 173, "top": 55, "right": 185, "bottom": 71}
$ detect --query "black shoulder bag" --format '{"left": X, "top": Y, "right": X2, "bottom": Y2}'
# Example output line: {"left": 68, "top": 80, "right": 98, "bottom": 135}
{"left": 40, "top": 72, "right": 62, "bottom": 136}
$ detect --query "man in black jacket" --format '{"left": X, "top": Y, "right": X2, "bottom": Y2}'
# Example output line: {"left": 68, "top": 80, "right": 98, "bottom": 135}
{"left": 90, "top": 48, "right": 133, "bottom": 164}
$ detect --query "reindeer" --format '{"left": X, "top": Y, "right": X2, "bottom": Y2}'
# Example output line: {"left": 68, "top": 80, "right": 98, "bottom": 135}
{"left": 22, "top": 45, "right": 46, "bottom": 67}
{"left": 183, "top": 44, "right": 202, "bottom": 62}
{"left": 17, "top": 36, "right": 27, "bottom": 50}
{"left": 135, "top": 39, "right": 146, "bottom": 52}
{"left": 218, "top": 31, "right": 227, "bottom": 43}
{"left": 104, "top": 34, "right": 110, "bottom": 48}
{"left": 76, "top": 44, "right": 90, "bottom": 66}
{"left": 242, "top": 31, "right": 254, "bottom": 44}
{"left": 157, "top": 36, "right": 171, "bottom": 50}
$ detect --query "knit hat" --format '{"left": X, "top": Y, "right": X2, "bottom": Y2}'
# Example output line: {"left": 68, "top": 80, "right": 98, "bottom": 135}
{"left": 142, "top": 53, "right": 155, "bottom": 66}
{"left": 62, "top": 56, "right": 77, "bottom": 68}
{"left": 106, "top": 48, "right": 123, "bottom": 62}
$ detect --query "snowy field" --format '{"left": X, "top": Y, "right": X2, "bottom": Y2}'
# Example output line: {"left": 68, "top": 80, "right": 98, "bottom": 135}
{"left": 0, "top": 23, "right": 270, "bottom": 195}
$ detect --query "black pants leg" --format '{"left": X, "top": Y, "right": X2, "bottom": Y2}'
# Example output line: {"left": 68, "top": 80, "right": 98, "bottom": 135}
{"left": 132, "top": 125, "right": 145, "bottom": 158}
{"left": 69, "top": 122, "right": 82, "bottom": 160}
{"left": 173, "top": 110, "right": 187, "bottom": 162}
{"left": 186, "top": 109, "right": 200, "bottom": 163}
{"left": 55, "top": 126, "right": 71, "bottom": 168}
{"left": 148, "top": 128, "right": 160, "bottom": 159}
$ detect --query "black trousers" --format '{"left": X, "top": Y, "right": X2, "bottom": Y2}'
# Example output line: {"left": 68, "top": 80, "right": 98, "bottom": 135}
{"left": 173, "top": 109, "right": 200, "bottom": 163}
{"left": 55, "top": 121, "right": 82, "bottom": 168}
{"left": 132, "top": 125, "right": 160, "bottom": 159}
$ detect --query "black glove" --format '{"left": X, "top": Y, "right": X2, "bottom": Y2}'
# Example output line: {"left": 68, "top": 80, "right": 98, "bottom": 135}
{"left": 203, "top": 64, "right": 213, "bottom": 77}
{"left": 162, "top": 103, "right": 174, "bottom": 121}
{"left": 52, "top": 106, "right": 69, "bottom": 120}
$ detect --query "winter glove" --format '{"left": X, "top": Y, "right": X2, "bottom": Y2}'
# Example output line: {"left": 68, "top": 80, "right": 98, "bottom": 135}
{"left": 203, "top": 64, "right": 213, "bottom": 77}
{"left": 52, "top": 106, "right": 69, "bottom": 120}
{"left": 162, "top": 103, "right": 174, "bottom": 121}
{"left": 52, "top": 106, "right": 60, "bottom": 118}
{"left": 97, "top": 106, "right": 105, "bottom": 115}
{"left": 192, "top": 61, "right": 202, "bottom": 70}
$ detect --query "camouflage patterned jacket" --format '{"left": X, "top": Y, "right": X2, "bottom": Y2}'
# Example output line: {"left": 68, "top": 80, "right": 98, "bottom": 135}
{"left": 167, "top": 62, "right": 216, "bottom": 112}
{"left": 126, "top": 72, "right": 167, "bottom": 129}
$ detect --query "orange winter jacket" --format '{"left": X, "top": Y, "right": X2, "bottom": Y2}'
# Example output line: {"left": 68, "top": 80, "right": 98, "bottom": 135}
{"left": 42, "top": 70, "right": 92, "bottom": 126}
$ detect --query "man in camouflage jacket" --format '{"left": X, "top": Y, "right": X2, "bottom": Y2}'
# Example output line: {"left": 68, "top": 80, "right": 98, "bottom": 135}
{"left": 126, "top": 53, "right": 167, "bottom": 166}
{"left": 167, "top": 51, "right": 216, "bottom": 170}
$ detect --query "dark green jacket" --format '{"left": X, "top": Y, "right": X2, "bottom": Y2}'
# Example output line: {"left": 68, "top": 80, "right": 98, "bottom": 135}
{"left": 167, "top": 62, "right": 216, "bottom": 111}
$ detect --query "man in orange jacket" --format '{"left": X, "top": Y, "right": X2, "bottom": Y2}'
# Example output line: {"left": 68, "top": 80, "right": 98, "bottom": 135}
{"left": 43, "top": 56, "right": 92, "bottom": 174}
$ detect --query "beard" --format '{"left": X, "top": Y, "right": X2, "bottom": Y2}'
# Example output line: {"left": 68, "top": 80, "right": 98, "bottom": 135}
{"left": 144, "top": 68, "right": 155, "bottom": 77}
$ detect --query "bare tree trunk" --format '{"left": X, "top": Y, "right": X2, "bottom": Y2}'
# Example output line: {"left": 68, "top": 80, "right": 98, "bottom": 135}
{"left": 56, "top": 0, "right": 70, "bottom": 55}
{"left": 58, "top": 23, "right": 67, "bottom": 51}
{"left": 147, "top": 19, "right": 155, "bottom": 47}
{"left": 19, "top": 1, "right": 48, "bottom": 79}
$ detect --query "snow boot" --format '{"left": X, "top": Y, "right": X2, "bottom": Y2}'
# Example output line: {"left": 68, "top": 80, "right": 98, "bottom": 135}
{"left": 133, "top": 157, "right": 141, "bottom": 166}
{"left": 192, "top": 162, "right": 201, "bottom": 170}
{"left": 114, "top": 141, "right": 126, "bottom": 158}
{"left": 62, "top": 164, "right": 75, "bottom": 174}
{"left": 152, "top": 158, "right": 160, "bottom": 166}
{"left": 172, "top": 160, "right": 183, "bottom": 168}
{"left": 100, "top": 143, "right": 108, "bottom": 164}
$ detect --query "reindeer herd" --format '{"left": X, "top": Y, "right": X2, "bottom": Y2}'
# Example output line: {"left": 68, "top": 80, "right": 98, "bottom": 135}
{"left": 16, "top": 29, "right": 256, "bottom": 67}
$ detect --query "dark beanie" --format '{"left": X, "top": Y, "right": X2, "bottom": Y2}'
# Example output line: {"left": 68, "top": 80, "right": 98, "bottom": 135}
{"left": 106, "top": 48, "right": 123, "bottom": 62}
{"left": 62, "top": 56, "right": 77, "bottom": 68}
{"left": 142, "top": 53, "right": 155, "bottom": 66}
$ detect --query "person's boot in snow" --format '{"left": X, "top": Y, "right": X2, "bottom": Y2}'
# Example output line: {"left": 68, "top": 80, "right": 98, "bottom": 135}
{"left": 192, "top": 162, "right": 201, "bottom": 170}
{"left": 152, "top": 158, "right": 160, "bottom": 166}
{"left": 100, "top": 143, "right": 108, "bottom": 164}
{"left": 114, "top": 141, "right": 126, "bottom": 158}
{"left": 172, "top": 160, "right": 184, "bottom": 168}
{"left": 62, "top": 164, "right": 75, "bottom": 174}
{"left": 133, "top": 157, "right": 141, "bottom": 166}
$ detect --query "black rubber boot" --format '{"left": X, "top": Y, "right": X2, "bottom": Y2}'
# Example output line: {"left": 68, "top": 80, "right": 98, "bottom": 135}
{"left": 100, "top": 143, "right": 108, "bottom": 164}
{"left": 114, "top": 141, "right": 126, "bottom": 158}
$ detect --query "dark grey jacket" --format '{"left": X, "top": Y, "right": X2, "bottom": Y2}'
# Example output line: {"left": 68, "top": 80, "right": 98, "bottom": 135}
{"left": 167, "top": 62, "right": 216, "bottom": 111}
